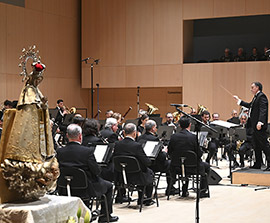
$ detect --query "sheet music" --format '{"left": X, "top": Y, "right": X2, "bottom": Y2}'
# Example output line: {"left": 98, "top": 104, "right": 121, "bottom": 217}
{"left": 94, "top": 145, "right": 108, "bottom": 163}
{"left": 143, "top": 141, "right": 159, "bottom": 157}
{"left": 211, "top": 120, "right": 239, "bottom": 128}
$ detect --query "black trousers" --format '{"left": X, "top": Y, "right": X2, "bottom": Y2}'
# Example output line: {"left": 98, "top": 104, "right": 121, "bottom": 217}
{"left": 253, "top": 130, "right": 270, "bottom": 166}
{"left": 206, "top": 141, "right": 217, "bottom": 163}
{"left": 239, "top": 142, "right": 252, "bottom": 165}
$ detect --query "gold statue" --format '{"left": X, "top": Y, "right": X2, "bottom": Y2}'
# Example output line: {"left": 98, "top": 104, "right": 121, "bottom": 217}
{"left": 0, "top": 46, "right": 59, "bottom": 202}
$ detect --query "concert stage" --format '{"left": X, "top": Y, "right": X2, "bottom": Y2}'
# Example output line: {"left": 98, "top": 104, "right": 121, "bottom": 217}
{"left": 232, "top": 168, "right": 270, "bottom": 186}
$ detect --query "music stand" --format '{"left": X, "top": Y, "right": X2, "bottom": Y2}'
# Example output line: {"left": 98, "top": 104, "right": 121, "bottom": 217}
{"left": 143, "top": 141, "right": 162, "bottom": 159}
{"left": 49, "top": 108, "right": 58, "bottom": 120}
{"left": 63, "top": 114, "right": 75, "bottom": 126}
{"left": 149, "top": 116, "right": 162, "bottom": 127}
{"left": 157, "top": 126, "right": 174, "bottom": 141}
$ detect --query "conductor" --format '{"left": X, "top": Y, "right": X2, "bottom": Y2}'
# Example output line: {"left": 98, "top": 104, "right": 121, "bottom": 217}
{"left": 234, "top": 82, "right": 270, "bottom": 171}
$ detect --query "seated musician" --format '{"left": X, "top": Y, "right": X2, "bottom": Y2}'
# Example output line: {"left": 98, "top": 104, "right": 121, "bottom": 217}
{"left": 82, "top": 119, "right": 103, "bottom": 146}
{"left": 100, "top": 118, "right": 119, "bottom": 143}
{"left": 56, "top": 124, "right": 119, "bottom": 223}
{"left": 201, "top": 111, "right": 219, "bottom": 163}
{"left": 238, "top": 113, "right": 254, "bottom": 168}
{"left": 161, "top": 112, "right": 177, "bottom": 129}
{"left": 114, "top": 123, "right": 155, "bottom": 206}
{"left": 137, "top": 114, "right": 149, "bottom": 136}
{"left": 112, "top": 112, "right": 123, "bottom": 136}
{"left": 55, "top": 99, "right": 69, "bottom": 144}
{"left": 105, "top": 109, "right": 114, "bottom": 119}
{"left": 227, "top": 109, "right": 240, "bottom": 124}
{"left": 168, "top": 116, "right": 210, "bottom": 198}
{"left": 137, "top": 120, "right": 174, "bottom": 195}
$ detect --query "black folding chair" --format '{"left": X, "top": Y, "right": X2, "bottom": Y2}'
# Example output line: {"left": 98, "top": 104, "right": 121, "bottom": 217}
{"left": 167, "top": 151, "right": 209, "bottom": 200}
{"left": 57, "top": 167, "right": 109, "bottom": 223}
{"left": 113, "top": 156, "right": 159, "bottom": 212}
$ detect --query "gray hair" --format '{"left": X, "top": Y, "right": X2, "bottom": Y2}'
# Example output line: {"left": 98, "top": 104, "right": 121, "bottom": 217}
{"left": 67, "top": 124, "right": 82, "bottom": 139}
{"left": 124, "top": 123, "right": 137, "bottom": 135}
{"left": 105, "top": 117, "right": 117, "bottom": 128}
{"left": 145, "top": 120, "right": 156, "bottom": 132}
{"left": 240, "top": 113, "right": 248, "bottom": 120}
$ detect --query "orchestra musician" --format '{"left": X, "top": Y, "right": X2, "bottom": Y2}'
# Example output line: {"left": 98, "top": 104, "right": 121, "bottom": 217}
{"left": 100, "top": 118, "right": 119, "bottom": 143}
{"left": 238, "top": 113, "right": 254, "bottom": 168}
{"left": 137, "top": 114, "right": 149, "bottom": 136}
{"left": 227, "top": 109, "right": 240, "bottom": 124}
{"left": 56, "top": 124, "right": 119, "bottom": 223}
{"left": 234, "top": 81, "right": 270, "bottom": 171}
{"left": 0, "top": 100, "right": 13, "bottom": 121}
{"left": 201, "top": 111, "right": 219, "bottom": 164}
{"left": 162, "top": 112, "right": 177, "bottom": 128}
{"left": 137, "top": 120, "right": 175, "bottom": 195}
{"left": 168, "top": 116, "right": 210, "bottom": 198}
{"left": 105, "top": 110, "right": 114, "bottom": 119}
{"left": 113, "top": 123, "right": 155, "bottom": 206}
{"left": 82, "top": 119, "right": 103, "bottom": 146}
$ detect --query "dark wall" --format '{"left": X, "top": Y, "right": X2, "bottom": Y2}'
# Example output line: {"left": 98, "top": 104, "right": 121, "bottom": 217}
{"left": 0, "top": 0, "right": 24, "bottom": 7}
{"left": 189, "top": 15, "right": 270, "bottom": 63}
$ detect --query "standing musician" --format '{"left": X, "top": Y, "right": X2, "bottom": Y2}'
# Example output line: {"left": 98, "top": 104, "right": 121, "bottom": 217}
{"left": 100, "top": 117, "right": 119, "bottom": 143}
{"left": 234, "top": 82, "right": 270, "bottom": 171}
{"left": 137, "top": 120, "right": 174, "bottom": 195}
{"left": 168, "top": 116, "right": 210, "bottom": 198}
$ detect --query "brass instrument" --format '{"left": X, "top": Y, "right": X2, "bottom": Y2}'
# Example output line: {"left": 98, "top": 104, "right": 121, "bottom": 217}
{"left": 63, "top": 105, "right": 76, "bottom": 114}
{"left": 145, "top": 103, "right": 159, "bottom": 115}
{"left": 173, "top": 105, "right": 193, "bottom": 123}
{"left": 197, "top": 104, "right": 208, "bottom": 115}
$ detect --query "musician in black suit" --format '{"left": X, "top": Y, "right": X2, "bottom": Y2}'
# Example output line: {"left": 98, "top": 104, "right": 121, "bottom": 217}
{"left": 168, "top": 116, "right": 210, "bottom": 198}
{"left": 114, "top": 123, "right": 155, "bottom": 206}
{"left": 137, "top": 120, "right": 173, "bottom": 195}
{"left": 234, "top": 82, "right": 270, "bottom": 170}
{"left": 161, "top": 112, "right": 177, "bottom": 129}
{"left": 82, "top": 119, "right": 103, "bottom": 146}
{"left": 100, "top": 118, "right": 119, "bottom": 143}
{"left": 56, "top": 124, "right": 118, "bottom": 223}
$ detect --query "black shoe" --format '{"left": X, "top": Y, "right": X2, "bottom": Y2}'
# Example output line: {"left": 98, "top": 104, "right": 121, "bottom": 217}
{"left": 232, "top": 162, "right": 239, "bottom": 170}
{"left": 144, "top": 199, "right": 155, "bottom": 206}
{"left": 98, "top": 215, "right": 119, "bottom": 223}
{"left": 200, "top": 192, "right": 210, "bottom": 198}
{"left": 263, "top": 166, "right": 270, "bottom": 171}
{"left": 250, "top": 164, "right": 261, "bottom": 169}
{"left": 165, "top": 188, "right": 180, "bottom": 196}
{"left": 115, "top": 196, "right": 131, "bottom": 204}
{"left": 182, "top": 191, "right": 189, "bottom": 197}
{"left": 240, "top": 163, "right": 245, "bottom": 168}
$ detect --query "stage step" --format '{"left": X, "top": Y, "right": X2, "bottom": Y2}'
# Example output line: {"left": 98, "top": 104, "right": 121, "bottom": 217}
{"left": 232, "top": 168, "right": 270, "bottom": 186}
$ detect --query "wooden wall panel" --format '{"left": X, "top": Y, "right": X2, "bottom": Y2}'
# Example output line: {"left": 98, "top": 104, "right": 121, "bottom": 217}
{"left": 81, "top": 65, "right": 100, "bottom": 89}
{"left": 126, "top": 0, "right": 154, "bottom": 65}
{"left": 183, "top": 20, "right": 194, "bottom": 63}
{"left": 25, "top": 0, "right": 43, "bottom": 12}
{"left": 59, "top": 17, "right": 80, "bottom": 79}
{"left": 183, "top": 64, "right": 214, "bottom": 113}
{"left": 6, "top": 5, "right": 25, "bottom": 75}
{"left": 81, "top": 0, "right": 101, "bottom": 62}
{"left": 154, "top": 65, "right": 182, "bottom": 87}
{"left": 24, "top": 9, "right": 43, "bottom": 56}
{"left": 245, "top": 0, "right": 270, "bottom": 15}
{"left": 93, "top": 87, "right": 182, "bottom": 120}
{"left": 99, "top": 0, "right": 126, "bottom": 66}
{"left": 59, "top": 0, "right": 80, "bottom": 19}
{"left": 42, "top": 13, "right": 61, "bottom": 77}
{"left": 5, "top": 74, "right": 24, "bottom": 101}
{"left": 153, "top": 0, "right": 182, "bottom": 65}
{"left": 126, "top": 66, "right": 154, "bottom": 87}
{"left": 0, "top": 74, "right": 7, "bottom": 103}
{"left": 99, "top": 67, "right": 126, "bottom": 88}
{"left": 245, "top": 62, "right": 270, "bottom": 103}
{"left": 213, "top": 0, "right": 246, "bottom": 18}
{"left": 0, "top": 4, "right": 6, "bottom": 74}
{"left": 42, "top": 0, "right": 60, "bottom": 15}
{"left": 213, "top": 63, "right": 246, "bottom": 120}
{"left": 182, "top": 0, "right": 214, "bottom": 20}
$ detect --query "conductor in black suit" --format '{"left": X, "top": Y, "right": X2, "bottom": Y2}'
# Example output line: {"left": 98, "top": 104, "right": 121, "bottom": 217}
{"left": 168, "top": 116, "right": 210, "bottom": 198}
{"left": 234, "top": 82, "right": 270, "bottom": 170}
{"left": 56, "top": 124, "right": 118, "bottom": 223}
{"left": 114, "top": 123, "right": 155, "bottom": 206}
